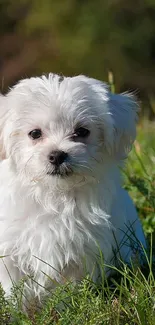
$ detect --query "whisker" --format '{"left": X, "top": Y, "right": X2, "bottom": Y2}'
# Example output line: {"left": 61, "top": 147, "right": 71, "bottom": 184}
{"left": 75, "top": 163, "right": 93, "bottom": 172}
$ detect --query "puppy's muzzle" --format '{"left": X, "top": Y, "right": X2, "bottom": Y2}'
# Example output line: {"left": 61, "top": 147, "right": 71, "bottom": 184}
{"left": 47, "top": 150, "right": 72, "bottom": 176}
{"left": 49, "top": 150, "right": 68, "bottom": 166}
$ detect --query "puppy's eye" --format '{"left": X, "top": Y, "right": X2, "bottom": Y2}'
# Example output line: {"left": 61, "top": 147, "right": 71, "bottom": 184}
{"left": 74, "top": 127, "right": 90, "bottom": 138}
{"left": 28, "top": 129, "right": 42, "bottom": 139}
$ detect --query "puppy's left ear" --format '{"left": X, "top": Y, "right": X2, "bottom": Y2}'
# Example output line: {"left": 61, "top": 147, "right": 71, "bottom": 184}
{"left": 109, "top": 92, "right": 139, "bottom": 159}
{"left": 74, "top": 76, "right": 138, "bottom": 159}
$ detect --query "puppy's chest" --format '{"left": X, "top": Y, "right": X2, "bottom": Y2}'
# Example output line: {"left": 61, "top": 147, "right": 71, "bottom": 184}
{"left": 10, "top": 200, "right": 96, "bottom": 272}
{"left": 2, "top": 192, "right": 109, "bottom": 279}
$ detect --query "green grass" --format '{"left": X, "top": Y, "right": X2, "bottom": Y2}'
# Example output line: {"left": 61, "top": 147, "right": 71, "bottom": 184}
{"left": 0, "top": 123, "right": 155, "bottom": 325}
{"left": 125, "top": 123, "right": 155, "bottom": 235}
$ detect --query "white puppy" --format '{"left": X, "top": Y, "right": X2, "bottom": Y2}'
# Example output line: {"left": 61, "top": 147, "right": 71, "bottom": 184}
{"left": 0, "top": 74, "right": 145, "bottom": 301}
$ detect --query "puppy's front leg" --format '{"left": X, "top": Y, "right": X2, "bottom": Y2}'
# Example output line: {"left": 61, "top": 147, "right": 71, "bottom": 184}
{"left": 0, "top": 257, "right": 20, "bottom": 296}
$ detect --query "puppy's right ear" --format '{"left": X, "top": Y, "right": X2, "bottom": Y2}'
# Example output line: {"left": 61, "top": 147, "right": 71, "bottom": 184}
{"left": 0, "top": 94, "right": 8, "bottom": 160}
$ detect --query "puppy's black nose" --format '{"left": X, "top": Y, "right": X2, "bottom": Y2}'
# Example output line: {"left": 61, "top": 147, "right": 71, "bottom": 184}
{"left": 49, "top": 151, "right": 68, "bottom": 166}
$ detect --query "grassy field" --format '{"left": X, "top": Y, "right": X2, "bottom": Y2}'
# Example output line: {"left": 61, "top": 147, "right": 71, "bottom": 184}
{"left": 0, "top": 123, "right": 155, "bottom": 325}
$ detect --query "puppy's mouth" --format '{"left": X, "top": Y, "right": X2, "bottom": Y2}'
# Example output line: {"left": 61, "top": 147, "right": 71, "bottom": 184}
{"left": 47, "top": 165, "right": 73, "bottom": 177}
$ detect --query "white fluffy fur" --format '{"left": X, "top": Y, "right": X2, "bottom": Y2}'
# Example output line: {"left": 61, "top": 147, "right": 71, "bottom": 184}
{"left": 0, "top": 74, "right": 145, "bottom": 302}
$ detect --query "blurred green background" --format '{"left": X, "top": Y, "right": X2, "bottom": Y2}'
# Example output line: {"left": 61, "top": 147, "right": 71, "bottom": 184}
{"left": 0, "top": 0, "right": 155, "bottom": 118}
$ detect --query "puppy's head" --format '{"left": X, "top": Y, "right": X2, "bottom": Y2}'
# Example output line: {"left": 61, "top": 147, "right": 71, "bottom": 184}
{"left": 0, "top": 74, "right": 138, "bottom": 188}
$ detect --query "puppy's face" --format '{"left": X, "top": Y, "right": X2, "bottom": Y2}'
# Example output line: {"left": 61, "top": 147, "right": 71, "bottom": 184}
{"left": 0, "top": 74, "right": 138, "bottom": 188}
